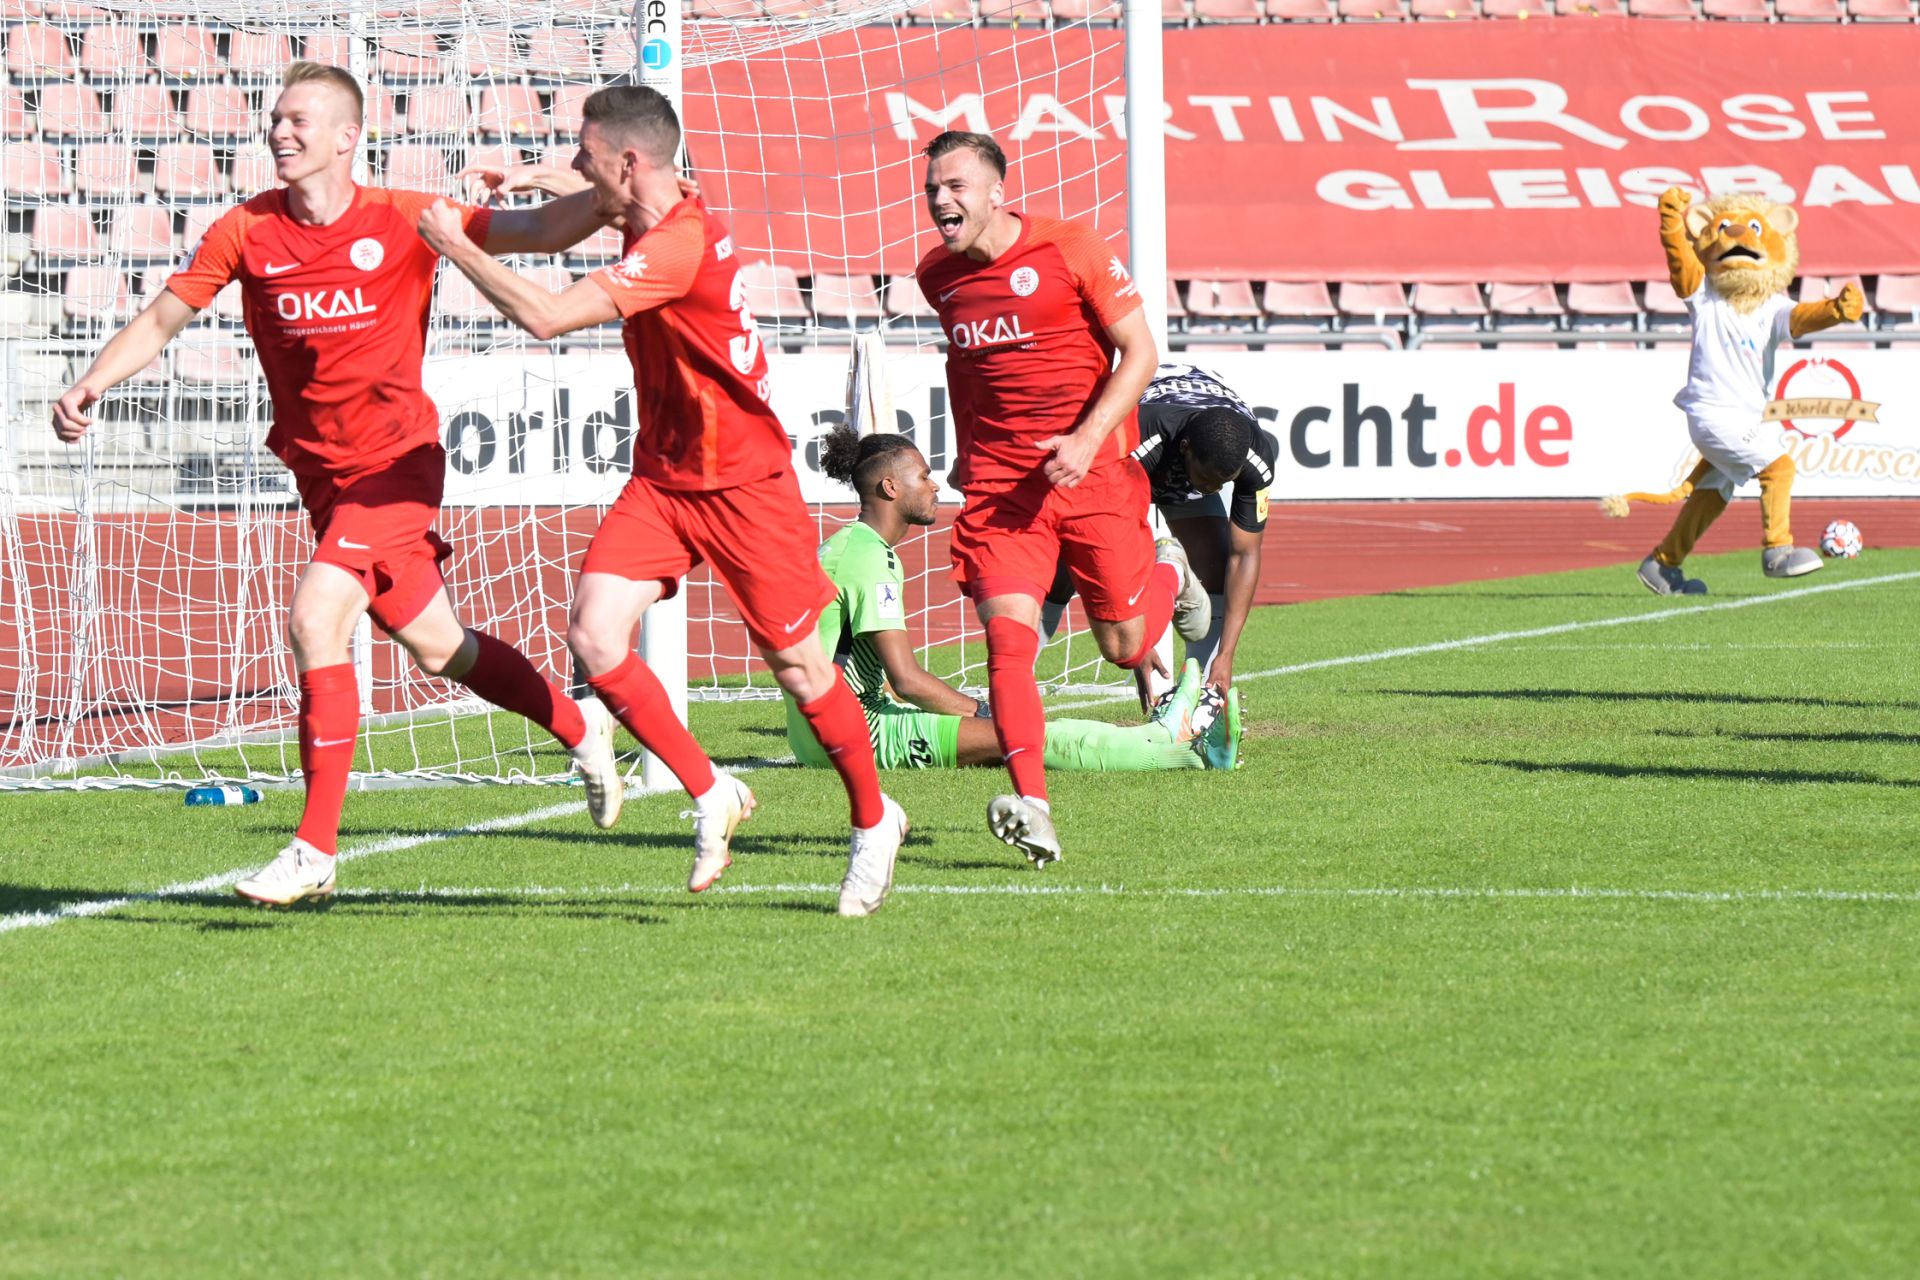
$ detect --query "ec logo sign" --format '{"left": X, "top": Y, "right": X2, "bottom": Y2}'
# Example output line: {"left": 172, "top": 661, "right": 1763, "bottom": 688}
{"left": 641, "top": 38, "right": 672, "bottom": 71}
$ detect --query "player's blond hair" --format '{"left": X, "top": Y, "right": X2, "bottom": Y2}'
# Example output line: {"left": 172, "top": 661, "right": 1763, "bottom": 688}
{"left": 279, "top": 60, "right": 365, "bottom": 126}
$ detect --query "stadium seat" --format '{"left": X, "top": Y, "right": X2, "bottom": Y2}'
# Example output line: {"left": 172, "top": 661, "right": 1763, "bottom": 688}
{"left": 1260, "top": 280, "right": 1337, "bottom": 324}
{"left": 810, "top": 273, "right": 886, "bottom": 329}
{"left": 1166, "top": 278, "right": 1187, "bottom": 324}
{"left": 62, "top": 263, "right": 133, "bottom": 326}
{"left": 883, "top": 273, "right": 937, "bottom": 318}
{"left": 1, "top": 140, "right": 69, "bottom": 199}
{"left": 594, "top": 29, "right": 636, "bottom": 78}
{"left": 435, "top": 265, "right": 501, "bottom": 324}
{"left": 1482, "top": 0, "right": 1550, "bottom": 12}
{"left": 1335, "top": 281, "right": 1409, "bottom": 321}
{"left": 904, "top": 0, "right": 977, "bottom": 20}
{"left": 1626, "top": 0, "right": 1694, "bottom": 13}
{"left": 1848, "top": 0, "right": 1917, "bottom": 17}
{"left": 739, "top": 261, "right": 809, "bottom": 325}
{"left": 174, "top": 344, "right": 254, "bottom": 388}
{"left": 0, "top": 293, "right": 52, "bottom": 339}
{"left": 379, "top": 32, "right": 444, "bottom": 82}
{"left": 690, "top": 0, "right": 764, "bottom": 16}
{"left": 550, "top": 83, "right": 592, "bottom": 138}
{"left": 1873, "top": 275, "right": 1920, "bottom": 326}
{"left": 227, "top": 30, "right": 292, "bottom": 84}
{"left": 1774, "top": 0, "right": 1843, "bottom": 15}
{"left": 229, "top": 143, "right": 277, "bottom": 196}
{"left": 75, "top": 141, "right": 141, "bottom": 199}
{"left": 1639, "top": 278, "right": 1689, "bottom": 330}
{"left": 1185, "top": 279, "right": 1262, "bottom": 328}
{"left": 30, "top": 205, "right": 104, "bottom": 267}
{"left": 461, "top": 141, "right": 519, "bottom": 181}
{"left": 1408, "top": 0, "right": 1478, "bottom": 16}
{"left": 111, "top": 83, "right": 182, "bottom": 144}
{"left": 1051, "top": 0, "right": 1123, "bottom": 19}
{"left": 1410, "top": 282, "right": 1487, "bottom": 331}
{"left": 1555, "top": 0, "right": 1623, "bottom": 11}
{"left": 154, "top": 142, "right": 222, "bottom": 200}
{"left": 462, "top": 30, "right": 522, "bottom": 79}
{"left": 152, "top": 24, "right": 222, "bottom": 81}
{"left": 181, "top": 203, "right": 221, "bottom": 251}
{"left": 383, "top": 143, "right": 452, "bottom": 193}
{"left": 8, "top": 23, "right": 77, "bottom": 84}
{"left": 1700, "top": 0, "right": 1767, "bottom": 15}
{"left": 184, "top": 86, "right": 254, "bottom": 143}
{"left": 1193, "top": 0, "right": 1269, "bottom": 20}
{"left": 978, "top": 0, "right": 1050, "bottom": 21}
{"left": 1270, "top": 0, "right": 1341, "bottom": 14}
{"left": 361, "top": 87, "right": 401, "bottom": 142}
{"left": 77, "top": 25, "right": 137, "bottom": 83}
{"left": 36, "top": 83, "right": 106, "bottom": 140}
{"left": 298, "top": 30, "right": 351, "bottom": 66}
{"left": 1336, "top": 0, "right": 1407, "bottom": 16}
{"left": 1256, "top": 323, "right": 1325, "bottom": 352}
{"left": 1164, "top": 0, "right": 1192, "bottom": 19}
{"left": 541, "top": 142, "right": 580, "bottom": 172}
{"left": 1488, "top": 281, "right": 1564, "bottom": 327}
{"left": 476, "top": 85, "right": 546, "bottom": 142}
{"left": 402, "top": 86, "right": 470, "bottom": 138}
{"left": 108, "top": 204, "right": 176, "bottom": 266}
{"left": 524, "top": 28, "right": 596, "bottom": 81}
{"left": 0, "top": 87, "right": 27, "bottom": 140}
{"left": 1566, "top": 280, "right": 1640, "bottom": 331}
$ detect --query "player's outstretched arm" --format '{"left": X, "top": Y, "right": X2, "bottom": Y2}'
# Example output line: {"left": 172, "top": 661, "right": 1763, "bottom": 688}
{"left": 417, "top": 199, "right": 619, "bottom": 340}
{"left": 1210, "top": 522, "right": 1263, "bottom": 693}
{"left": 1789, "top": 281, "right": 1864, "bottom": 339}
{"left": 479, "top": 187, "right": 609, "bottom": 257}
{"left": 869, "top": 629, "right": 983, "bottom": 718}
{"left": 1039, "top": 306, "right": 1158, "bottom": 488}
{"left": 51, "top": 291, "right": 197, "bottom": 442}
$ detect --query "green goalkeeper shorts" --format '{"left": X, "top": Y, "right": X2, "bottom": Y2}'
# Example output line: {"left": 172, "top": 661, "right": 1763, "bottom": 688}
{"left": 789, "top": 701, "right": 962, "bottom": 770}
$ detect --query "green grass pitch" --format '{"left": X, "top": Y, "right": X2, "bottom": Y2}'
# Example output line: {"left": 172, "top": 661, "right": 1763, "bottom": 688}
{"left": 3, "top": 549, "right": 1918, "bottom": 1278}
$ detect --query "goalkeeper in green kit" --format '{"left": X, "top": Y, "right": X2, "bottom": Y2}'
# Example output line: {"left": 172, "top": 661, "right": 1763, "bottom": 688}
{"left": 786, "top": 423, "right": 1240, "bottom": 773}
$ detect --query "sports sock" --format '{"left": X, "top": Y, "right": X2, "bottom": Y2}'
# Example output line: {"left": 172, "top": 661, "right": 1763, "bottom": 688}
{"left": 984, "top": 615, "right": 1047, "bottom": 800}
{"left": 1185, "top": 594, "right": 1228, "bottom": 677}
{"left": 1043, "top": 718, "right": 1202, "bottom": 771}
{"left": 586, "top": 652, "right": 715, "bottom": 797}
{"left": 1118, "top": 562, "right": 1180, "bottom": 669}
{"left": 457, "top": 630, "right": 585, "bottom": 749}
{"left": 1654, "top": 487, "right": 1729, "bottom": 567}
{"left": 795, "top": 681, "right": 885, "bottom": 828}
{"left": 293, "top": 663, "right": 358, "bottom": 856}
{"left": 1756, "top": 454, "right": 1796, "bottom": 548}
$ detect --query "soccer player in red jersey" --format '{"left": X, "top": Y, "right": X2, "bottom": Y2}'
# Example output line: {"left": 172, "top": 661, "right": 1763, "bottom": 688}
{"left": 415, "top": 85, "right": 906, "bottom": 918}
{"left": 916, "top": 130, "right": 1209, "bottom": 868}
{"left": 50, "top": 62, "right": 624, "bottom": 906}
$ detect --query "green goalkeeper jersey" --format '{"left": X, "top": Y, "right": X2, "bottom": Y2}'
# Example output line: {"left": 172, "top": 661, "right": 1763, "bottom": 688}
{"left": 783, "top": 520, "right": 906, "bottom": 734}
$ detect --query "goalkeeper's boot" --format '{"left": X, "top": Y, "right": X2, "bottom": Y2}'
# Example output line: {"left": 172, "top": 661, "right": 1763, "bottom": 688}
{"left": 839, "top": 794, "right": 909, "bottom": 919}
{"left": 685, "top": 773, "right": 755, "bottom": 893}
{"left": 234, "top": 838, "right": 336, "bottom": 907}
{"left": 987, "top": 794, "right": 1061, "bottom": 869}
{"left": 1636, "top": 556, "right": 1707, "bottom": 597}
{"left": 1150, "top": 658, "right": 1206, "bottom": 743}
{"left": 1200, "top": 687, "right": 1244, "bottom": 771}
{"left": 1761, "top": 545, "right": 1822, "bottom": 579}
{"left": 571, "top": 697, "right": 623, "bottom": 830}
{"left": 1154, "top": 539, "right": 1212, "bottom": 643}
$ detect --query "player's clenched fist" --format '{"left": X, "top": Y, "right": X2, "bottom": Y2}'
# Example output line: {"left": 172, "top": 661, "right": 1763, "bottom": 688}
{"left": 414, "top": 199, "right": 467, "bottom": 255}
{"left": 51, "top": 383, "right": 100, "bottom": 443}
{"left": 1834, "top": 281, "right": 1865, "bottom": 323}
{"left": 1657, "top": 186, "right": 1691, "bottom": 220}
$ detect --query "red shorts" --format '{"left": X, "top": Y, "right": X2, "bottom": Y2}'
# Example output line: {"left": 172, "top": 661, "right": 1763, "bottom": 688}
{"left": 949, "top": 463, "right": 1154, "bottom": 622}
{"left": 580, "top": 468, "right": 835, "bottom": 651}
{"left": 297, "top": 443, "right": 453, "bottom": 633}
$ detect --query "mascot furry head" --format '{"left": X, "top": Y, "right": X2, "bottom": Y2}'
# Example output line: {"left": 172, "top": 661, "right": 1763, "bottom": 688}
{"left": 1682, "top": 193, "right": 1799, "bottom": 313}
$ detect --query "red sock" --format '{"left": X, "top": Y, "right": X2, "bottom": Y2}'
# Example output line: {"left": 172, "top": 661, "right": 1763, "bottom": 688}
{"left": 585, "top": 653, "right": 714, "bottom": 797}
{"left": 1119, "top": 562, "right": 1180, "bottom": 670}
{"left": 294, "top": 663, "right": 358, "bottom": 856}
{"left": 984, "top": 615, "right": 1047, "bottom": 801}
{"left": 796, "top": 681, "right": 885, "bottom": 828}
{"left": 458, "top": 630, "right": 584, "bottom": 749}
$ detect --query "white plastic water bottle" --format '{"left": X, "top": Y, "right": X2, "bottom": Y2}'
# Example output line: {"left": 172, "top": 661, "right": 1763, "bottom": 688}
{"left": 184, "top": 785, "right": 262, "bottom": 806}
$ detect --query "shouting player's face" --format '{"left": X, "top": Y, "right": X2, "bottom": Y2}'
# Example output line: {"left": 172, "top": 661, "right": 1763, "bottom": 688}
{"left": 924, "top": 148, "right": 1003, "bottom": 258}
{"left": 891, "top": 447, "right": 941, "bottom": 527}
{"left": 268, "top": 83, "right": 358, "bottom": 187}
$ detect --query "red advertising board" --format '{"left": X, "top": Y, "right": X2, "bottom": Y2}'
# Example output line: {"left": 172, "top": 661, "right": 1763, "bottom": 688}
{"left": 686, "top": 20, "right": 1920, "bottom": 282}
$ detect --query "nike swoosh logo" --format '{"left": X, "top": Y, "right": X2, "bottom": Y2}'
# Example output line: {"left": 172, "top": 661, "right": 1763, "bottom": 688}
{"left": 337, "top": 538, "right": 370, "bottom": 550}
{"left": 313, "top": 736, "right": 355, "bottom": 748}
{"left": 938, "top": 285, "right": 962, "bottom": 303}
{"left": 1004, "top": 748, "right": 1025, "bottom": 759}
{"left": 263, "top": 261, "right": 300, "bottom": 275}
{"left": 782, "top": 612, "right": 810, "bottom": 634}
{"left": 1126, "top": 585, "right": 1146, "bottom": 607}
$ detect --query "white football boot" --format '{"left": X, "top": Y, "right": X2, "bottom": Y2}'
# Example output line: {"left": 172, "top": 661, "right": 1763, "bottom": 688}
{"left": 987, "top": 794, "right": 1062, "bottom": 869}
{"left": 1154, "top": 539, "right": 1212, "bottom": 642}
{"left": 233, "top": 838, "right": 336, "bottom": 906}
{"left": 685, "top": 773, "right": 755, "bottom": 893}
{"left": 570, "top": 697, "right": 623, "bottom": 830}
{"left": 839, "top": 794, "right": 909, "bottom": 918}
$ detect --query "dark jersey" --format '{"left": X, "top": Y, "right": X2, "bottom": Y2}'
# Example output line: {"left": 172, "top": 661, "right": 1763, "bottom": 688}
{"left": 1132, "top": 363, "right": 1279, "bottom": 533}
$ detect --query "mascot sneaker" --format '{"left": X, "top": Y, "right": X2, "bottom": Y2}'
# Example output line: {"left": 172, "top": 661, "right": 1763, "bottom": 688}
{"left": 1638, "top": 557, "right": 1707, "bottom": 597}
{"left": 1762, "top": 545, "right": 1823, "bottom": 578}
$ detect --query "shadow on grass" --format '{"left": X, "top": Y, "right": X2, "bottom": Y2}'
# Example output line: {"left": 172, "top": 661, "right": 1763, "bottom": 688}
{"left": 1389, "top": 687, "right": 1920, "bottom": 711}
{"left": 1476, "top": 758, "right": 1920, "bottom": 789}
{"left": 1653, "top": 728, "right": 1920, "bottom": 747}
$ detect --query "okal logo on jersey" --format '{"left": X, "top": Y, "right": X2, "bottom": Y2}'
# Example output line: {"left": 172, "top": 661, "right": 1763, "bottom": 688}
{"left": 1009, "top": 266, "right": 1039, "bottom": 297}
{"left": 350, "top": 238, "right": 384, "bottom": 271}
{"left": 947, "top": 314, "right": 1035, "bottom": 349}
{"left": 275, "top": 287, "right": 376, "bottom": 321}
{"left": 1764, "top": 357, "right": 1882, "bottom": 440}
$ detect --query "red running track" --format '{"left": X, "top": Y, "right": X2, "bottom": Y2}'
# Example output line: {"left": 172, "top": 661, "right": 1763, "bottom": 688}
{"left": 6, "top": 498, "right": 1916, "bottom": 767}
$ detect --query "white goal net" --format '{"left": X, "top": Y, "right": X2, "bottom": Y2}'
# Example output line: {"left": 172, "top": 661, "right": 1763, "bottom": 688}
{"left": 0, "top": 0, "right": 1140, "bottom": 789}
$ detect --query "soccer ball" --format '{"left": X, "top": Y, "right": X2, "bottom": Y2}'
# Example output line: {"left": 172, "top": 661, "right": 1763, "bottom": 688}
{"left": 1819, "top": 520, "right": 1863, "bottom": 558}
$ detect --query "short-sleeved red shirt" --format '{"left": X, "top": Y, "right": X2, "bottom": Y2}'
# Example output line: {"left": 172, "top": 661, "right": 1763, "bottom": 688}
{"left": 165, "top": 185, "right": 491, "bottom": 483}
{"left": 587, "top": 197, "right": 789, "bottom": 492}
{"left": 915, "top": 213, "right": 1144, "bottom": 491}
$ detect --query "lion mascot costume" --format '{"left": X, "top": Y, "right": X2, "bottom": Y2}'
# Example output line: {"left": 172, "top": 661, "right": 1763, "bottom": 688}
{"left": 1614, "top": 188, "right": 1863, "bottom": 596}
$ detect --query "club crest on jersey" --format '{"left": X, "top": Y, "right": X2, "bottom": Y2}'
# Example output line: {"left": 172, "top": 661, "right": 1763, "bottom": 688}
{"left": 275, "top": 287, "right": 376, "bottom": 321}
{"left": 948, "top": 314, "right": 1036, "bottom": 349}
{"left": 610, "top": 250, "right": 649, "bottom": 283}
{"left": 1107, "top": 254, "right": 1138, "bottom": 298}
{"left": 350, "top": 238, "right": 384, "bottom": 271}
{"left": 1009, "top": 266, "right": 1039, "bottom": 297}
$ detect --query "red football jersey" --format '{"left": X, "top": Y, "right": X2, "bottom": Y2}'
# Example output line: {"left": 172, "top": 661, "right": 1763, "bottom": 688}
{"left": 166, "top": 186, "right": 491, "bottom": 483}
{"left": 588, "top": 197, "right": 788, "bottom": 491}
{"left": 915, "top": 213, "right": 1143, "bottom": 490}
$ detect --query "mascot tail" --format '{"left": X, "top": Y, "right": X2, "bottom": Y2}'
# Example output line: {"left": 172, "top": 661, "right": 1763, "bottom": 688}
{"left": 1600, "top": 459, "right": 1714, "bottom": 518}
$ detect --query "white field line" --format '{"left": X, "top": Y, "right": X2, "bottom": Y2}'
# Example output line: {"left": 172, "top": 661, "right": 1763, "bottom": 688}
{"left": 1047, "top": 569, "right": 1920, "bottom": 713}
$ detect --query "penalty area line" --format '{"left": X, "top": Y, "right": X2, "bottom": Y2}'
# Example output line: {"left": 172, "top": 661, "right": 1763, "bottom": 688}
{"left": 1047, "top": 569, "right": 1920, "bottom": 712}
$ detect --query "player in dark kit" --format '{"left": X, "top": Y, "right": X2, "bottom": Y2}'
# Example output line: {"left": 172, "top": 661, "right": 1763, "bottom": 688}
{"left": 916, "top": 130, "right": 1210, "bottom": 868}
